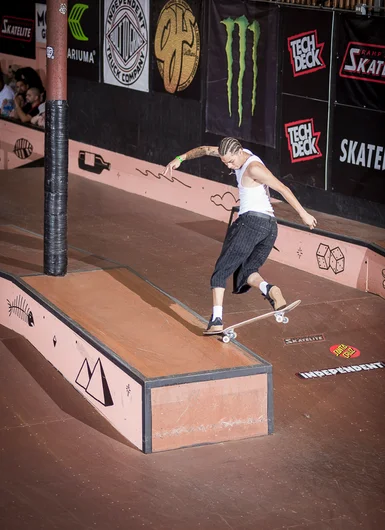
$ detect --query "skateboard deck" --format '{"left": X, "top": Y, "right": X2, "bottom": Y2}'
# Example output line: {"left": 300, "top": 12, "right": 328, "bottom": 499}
{"left": 204, "top": 300, "right": 301, "bottom": 343}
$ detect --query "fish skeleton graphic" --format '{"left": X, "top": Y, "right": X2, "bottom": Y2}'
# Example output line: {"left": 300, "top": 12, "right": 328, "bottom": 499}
{"left": 7, "top": 295, "right": 35, "bottom": 327}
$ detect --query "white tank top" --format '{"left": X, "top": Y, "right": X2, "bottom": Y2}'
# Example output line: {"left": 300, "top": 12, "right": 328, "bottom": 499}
{"left": 235, "top": 150, "right": 274, "bottom": 216}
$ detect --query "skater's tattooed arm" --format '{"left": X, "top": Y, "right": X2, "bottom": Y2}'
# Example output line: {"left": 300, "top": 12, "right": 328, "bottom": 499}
{"left": 249, "top": 162, "right": 318, "bottom": 230}
{"left": 164, "top": 146, "right": 219, "bottom": 175}
{"left": 183, "top": 146, "right": 220, "bottom": 160}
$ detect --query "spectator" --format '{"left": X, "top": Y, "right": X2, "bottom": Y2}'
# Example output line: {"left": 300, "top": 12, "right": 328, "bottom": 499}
{"left": 7, "top": 64, "right": 20, "bottom": 90}
{"left": 13, "top": 78, "right": 30, "bottom": 109}
{"left": 13, "top": 87, "right": 41, "bottom": 123}
{"left": 35, "top": 111, "right": 45, "bottom": 129}
{"left": 15, "top": 67, "right": 44, "bottom": 93}
{"left": 31, "top": 101, "right": 46, "bottom": 129}
{"left": 0, "top": 72, "right": 15, "bottom": 116}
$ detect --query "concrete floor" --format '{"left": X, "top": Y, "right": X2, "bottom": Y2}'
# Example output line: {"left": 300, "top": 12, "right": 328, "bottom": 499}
{"left": 0, "top": 168, "right": 384, "bottom": 529}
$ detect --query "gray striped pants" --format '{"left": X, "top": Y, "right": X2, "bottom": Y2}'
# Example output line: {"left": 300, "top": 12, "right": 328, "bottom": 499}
{"left": 210, "top": 212, "right": 278, "bottom": 294}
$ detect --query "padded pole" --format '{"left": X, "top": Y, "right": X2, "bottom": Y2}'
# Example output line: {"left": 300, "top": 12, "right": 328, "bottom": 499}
{"left": 44, "top": 0, "right": 69, "bottom": 276}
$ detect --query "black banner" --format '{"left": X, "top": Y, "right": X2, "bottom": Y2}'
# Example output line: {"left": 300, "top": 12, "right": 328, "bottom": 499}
{"left": 336, "top": 13, "right": 385, "bottom": 111}
{"left": 152, "top": 0, "right": 201, "bottom": 100}
{"left": 67, "top": 0, "right": 101, "bottom": 82}
{"left": 282, "top": 6, "right": 332, "bottom": 102}
{"left": 331, "top": 105, "right": 385, "bottom": 205}
{"left": 0, "top": 3, "right": 36, "bottom": 59}
{"left": 206, "top": 0, "right": 278, "bottom": 147}
{"left": 280, "top": 94, "right": 328, "bottom": 189}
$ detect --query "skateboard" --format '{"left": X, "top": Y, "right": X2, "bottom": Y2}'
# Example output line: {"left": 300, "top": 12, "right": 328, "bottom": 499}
{"left": 204, "top": 300, "right": 301, "bottom": 343}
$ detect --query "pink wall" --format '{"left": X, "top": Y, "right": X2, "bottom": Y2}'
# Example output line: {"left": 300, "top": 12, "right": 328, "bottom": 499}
{"left": 0, "top": 119, "right": 384, "bottom": 299}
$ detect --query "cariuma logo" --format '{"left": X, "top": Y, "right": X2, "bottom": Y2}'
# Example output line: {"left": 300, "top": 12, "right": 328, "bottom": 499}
{"left": 221, "top": 15, "right": 260, "bottom": 127}
{"left": 68, "top": 3, "right": 89, "bottom": 41}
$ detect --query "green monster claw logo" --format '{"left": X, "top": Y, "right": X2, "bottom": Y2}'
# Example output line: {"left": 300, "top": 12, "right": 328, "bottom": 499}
{"left": 68, "top": 3, "right": 89, "bottom": 42}
{"left": 221, "top": 15, "right": 260, "bottom": 127}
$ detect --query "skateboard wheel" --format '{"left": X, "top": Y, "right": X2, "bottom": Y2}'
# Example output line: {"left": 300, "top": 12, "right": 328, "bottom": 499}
{"left": 231, "top": 331, "right": 237, "bottom": 340}
{"left": 222, "top": 335, "right": 230, "bottom": 343}
{"left": 283, "top": 317, "right": 289, "bottom": 324}
{"left": 275, "top": 314, "right": 284, "bottom": 323}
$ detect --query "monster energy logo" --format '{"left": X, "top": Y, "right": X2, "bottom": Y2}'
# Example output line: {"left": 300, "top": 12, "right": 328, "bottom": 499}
{"left": 68, "top": 3, "right": 89, "bottom": 41}
{"left": 221, "top": 15, "right": 260, "bottom": 127}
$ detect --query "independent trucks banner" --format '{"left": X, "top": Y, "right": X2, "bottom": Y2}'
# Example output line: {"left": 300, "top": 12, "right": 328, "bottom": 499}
{"left": 103, "top": 0, "right": 150, "bottom": 92}
{"left": 206, "top": 0, "right": 278, "bottom": 148}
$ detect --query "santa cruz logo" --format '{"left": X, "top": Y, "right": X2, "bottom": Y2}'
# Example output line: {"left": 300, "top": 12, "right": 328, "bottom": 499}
{"left": 105, "top": 0, "right": 148, "bottom": 86}
{"left": 285, "top": 119, "right": 322, "bottom": 163}
{"left": 287, "top": 30, "right": 325, "bottom": 77}
{"left": 340, "top": 42, "right": 385, "bottom": 85}
{"left": 221, "top": 15, "right": 260, "bottom": 127}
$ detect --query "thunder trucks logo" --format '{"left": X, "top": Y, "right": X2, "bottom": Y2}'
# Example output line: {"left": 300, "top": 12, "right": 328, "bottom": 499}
{"left": 287, "top": 30, "right": 326, "bottom": 77}
{"left": 284, "top": 118, "right": 322, "bottom": 164}
{"left": 105, "top": 0, "right": 148, "bottom": 88}
{"left": 339, "top": 42, "right": 385, "bottom": 85}
{"left": 221, "top": 15, "right": 260, "bottom": 127}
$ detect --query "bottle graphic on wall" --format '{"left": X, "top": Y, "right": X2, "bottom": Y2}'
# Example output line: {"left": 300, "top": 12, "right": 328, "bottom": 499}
{"left": 78, "top": 151, "right": 111, "bottom": 174}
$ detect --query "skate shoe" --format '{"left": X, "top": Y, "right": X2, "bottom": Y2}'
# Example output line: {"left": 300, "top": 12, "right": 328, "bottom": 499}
{"left": 203, "top": 316, "right": 223, "bottom": 334}
{"left": 264, "top": 284, "right": 287, "bottom": 311}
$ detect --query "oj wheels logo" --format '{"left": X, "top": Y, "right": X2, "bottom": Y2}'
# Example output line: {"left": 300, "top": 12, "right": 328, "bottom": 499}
{"left": 105, "top": 1, "right": 148, "bottom": 86}
{"left": 221, "top": 15, "right": 260, "bottom": 127}
{"left": 68, "top": 3, "right": 89, "bottom": 41}
{"left": 154, "top": 0, "right": 200, "bottom": 94}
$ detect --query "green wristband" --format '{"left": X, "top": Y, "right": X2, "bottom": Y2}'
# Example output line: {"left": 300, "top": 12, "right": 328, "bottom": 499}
{"left": 175, "top": 155, "right": 183, "bottom": 163}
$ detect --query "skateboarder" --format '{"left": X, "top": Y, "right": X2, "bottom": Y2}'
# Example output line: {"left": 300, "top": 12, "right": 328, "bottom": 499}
{"left": 164, "top": 137, "right": 317, "bottom": 333}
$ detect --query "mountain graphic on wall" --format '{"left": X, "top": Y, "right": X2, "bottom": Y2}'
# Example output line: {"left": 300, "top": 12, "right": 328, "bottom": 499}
{"left": 75, "top": 358, "right": 114, "bottom": 407}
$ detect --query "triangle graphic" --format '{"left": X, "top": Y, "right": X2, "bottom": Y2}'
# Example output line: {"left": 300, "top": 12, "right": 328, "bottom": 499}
{"left": 107, "top": 14, "right": 145, "bottom": 66}
{"left": 86, "top": 358, "right": 114, "bottom": 407}
{"left": 75, "top": 359, "right": 92, "bottom": 390}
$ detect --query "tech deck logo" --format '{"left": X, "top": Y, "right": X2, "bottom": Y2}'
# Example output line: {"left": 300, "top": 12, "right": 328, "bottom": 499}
{"left": 340, "top": 42, "right": 385, "bottom": 84}
{"left": 287, "top": 30, "right": 325, "bottom": 77}
{"left": 285, "top": 119, "right": 322, "bottom": 163}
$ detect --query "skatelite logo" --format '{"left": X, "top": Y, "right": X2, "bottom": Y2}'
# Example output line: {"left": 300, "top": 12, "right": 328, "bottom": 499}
{"left": 285, "top": 119, "right": 322, "bottom": 163}
{"left": 0, "top": 16, "right": 34, "bottom": 42}
{"left": 287, "top": 30, "right": 325, "bottom": 77}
